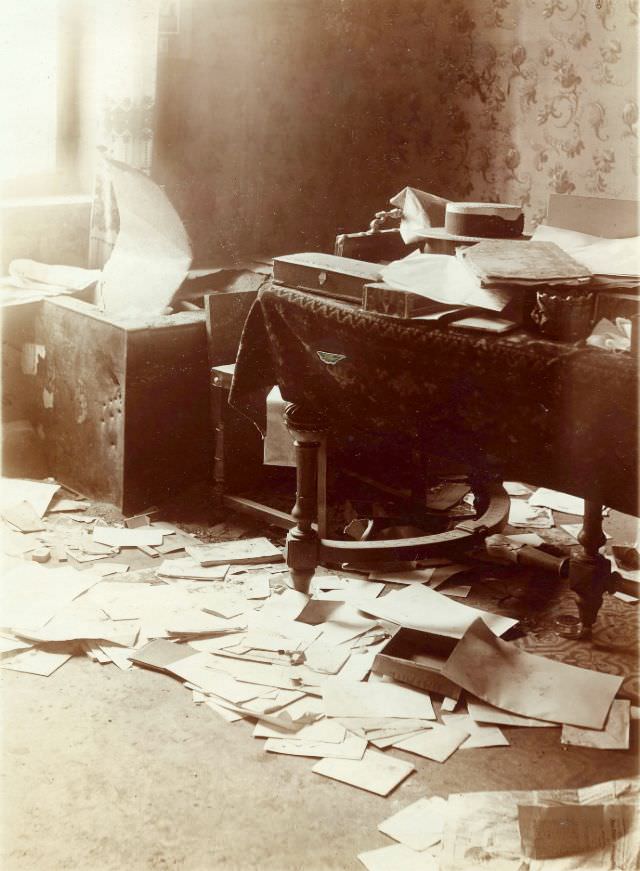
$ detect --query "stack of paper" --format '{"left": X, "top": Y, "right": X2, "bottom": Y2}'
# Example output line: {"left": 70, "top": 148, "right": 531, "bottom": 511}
{"left": 460, "top": 240, "right": 592, "bottom": 288}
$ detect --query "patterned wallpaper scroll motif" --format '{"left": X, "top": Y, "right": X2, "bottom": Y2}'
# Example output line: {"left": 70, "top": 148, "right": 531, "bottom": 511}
{"left": 431, "top": 0, "right": 638, "bottom": 228}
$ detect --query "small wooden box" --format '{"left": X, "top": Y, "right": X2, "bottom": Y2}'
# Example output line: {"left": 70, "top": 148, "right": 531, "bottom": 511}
{"left": 34, "top": 296, "right": 210, "bottom": 515}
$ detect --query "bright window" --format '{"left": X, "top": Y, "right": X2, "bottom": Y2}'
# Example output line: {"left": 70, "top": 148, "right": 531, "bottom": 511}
{"left": 1, "top": 2, "right": 59, "bottom": 183}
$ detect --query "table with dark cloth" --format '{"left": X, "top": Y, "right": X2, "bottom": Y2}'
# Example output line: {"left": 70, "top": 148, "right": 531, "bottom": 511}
{"left": 229, "top": 284, "right": 638, "bottom": 518}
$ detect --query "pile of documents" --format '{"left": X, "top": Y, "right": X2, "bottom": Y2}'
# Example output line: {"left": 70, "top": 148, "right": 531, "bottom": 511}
{"left": 1, "top": 475, "right": 637, "bottom": 838}
{"left": 459, "top": 239, "right": 593, "bottom": 289}
{"left": 358, "top": 777, "right": 639, "bottom": 870}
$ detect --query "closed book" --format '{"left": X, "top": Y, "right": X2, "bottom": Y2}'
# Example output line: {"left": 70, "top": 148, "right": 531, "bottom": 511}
{"left": 461, "top": 240, "right": 592, "bottom": 287}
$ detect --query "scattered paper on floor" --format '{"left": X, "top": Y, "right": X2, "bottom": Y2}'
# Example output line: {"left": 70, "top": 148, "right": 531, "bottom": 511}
{"left": 312, "top": 748, "right": 415, "bottom": 796}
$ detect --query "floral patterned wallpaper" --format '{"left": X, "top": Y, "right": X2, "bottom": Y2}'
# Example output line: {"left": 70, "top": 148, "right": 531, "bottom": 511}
{"left": 154, "top": 0, "right": 638, "bottom": 262}
{"left": 429, "top": 0, "right": 639, "bottom": 228}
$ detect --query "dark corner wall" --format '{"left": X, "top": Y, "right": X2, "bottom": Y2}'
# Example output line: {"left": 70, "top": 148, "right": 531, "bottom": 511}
{"left": 153, "top": 0, "right": 638, "bottom": 266}
{"left": 153, "top": 0, "right": 448, "bottom": 264}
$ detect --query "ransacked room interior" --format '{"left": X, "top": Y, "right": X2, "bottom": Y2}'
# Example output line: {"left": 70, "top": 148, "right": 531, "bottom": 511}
{"left": 1, "top": 1, "right": 639, "bottom": 869}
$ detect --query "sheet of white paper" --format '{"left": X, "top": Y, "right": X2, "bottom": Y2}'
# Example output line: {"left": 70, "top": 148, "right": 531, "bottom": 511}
{"left": 157, "top": 558, "right": 229, "bottom": 581}
{"left": 393, "top": 722, "right": 470, "bottom": 762}
{"left": 315, "top": 579, "right": 383, "bottom": 602}
{"left": 265, "top": 732, "right": 367, "bottom": 760}
{"left": 508, "top": 500, "right": 554, "bottom": 528}
{"left": 186, "top": 537, "right": 283, "bottom": 567}
{"left": 532, "top": 224, "right": 640, "bottom": 279}
{"left": 168, "top": 653, "right": 264, "bottom": 703}
{"left": 0, "top": 563, "right": 102, "bottom": 630}
{"left": 0, "top": 645, "right": 73, "bottom": 676}
{"left": 443, "top": 619, "right": 622, "bottom": 728}
{"left": 335, "top": 652, "right": 376, "bottom": 682}
{"left": 98, "top": 645, "right": 134, "bottom": 671}
{"left": 357, "top": 583, "right": 518, "bottom": 638}
{"left": 442, "top": 713, "right": 509, "bottom": 748}
{"left": 258, "top": 589, "right": 309, "bottom": 621}
{"left": 561, "top": 699, "right": 630, "bottom": 750}
{"left": 378, "top": 795, "right": 448, "bottom": 851}
{"left": 504, "top": 481, "right": 533, "bottom": 496}
{"left": 98, "top": 158, "right": 192, "bottom": 317}
{"left": 614, "top": 591, "right": 638, "bottom": 604}
{"left": 358, "top": 843, "right": 439, "bottom": 871}
{"left": 206, "top": 653, "right": 299, "bottom": 690}
{"left": 369, "top": 568, "right": 436, "bottom": 585}
{"left": 528, "top": 488, "right": 585, "bottom": 516}
{"left": 466, "top": 698, "right": 557, "bottom": 728}
{"left": 381, "top": 251, "right": 511, "bottom": 312}
{"left": 254, "top": 717, "right": 345, "bottom": 743}
{"left": 440, "top": 584, "right": 471, "bottom": 598}
{"left": 323, "top": 678, "right": 435, "bottom": 720}
{"left": 0, "top": 477, "right": 59, "bottom": 517}
{"left": 312, "top": 748, "right": 415, "bottom": 796}
{"left": 93, "top": 527, "right": 165, "bottom": 547}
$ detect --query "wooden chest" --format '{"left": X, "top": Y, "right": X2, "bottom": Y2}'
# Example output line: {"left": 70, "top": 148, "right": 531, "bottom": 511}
{"left": 34, "top": 296, "right": 210, "bottom": 515}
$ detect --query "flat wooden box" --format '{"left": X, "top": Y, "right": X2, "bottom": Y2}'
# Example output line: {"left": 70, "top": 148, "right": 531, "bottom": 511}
{"left": 34, "top": 296, "right": 210, "bottom": 515}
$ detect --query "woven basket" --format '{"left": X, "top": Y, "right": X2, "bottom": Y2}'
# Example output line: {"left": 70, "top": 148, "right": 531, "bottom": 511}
{"left": 531, "top": 289, "right": 594, "bottom": 343}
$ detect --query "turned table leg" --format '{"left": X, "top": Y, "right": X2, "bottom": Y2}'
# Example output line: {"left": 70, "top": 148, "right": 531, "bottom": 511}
{"left": 569, "top": 499, "right": 615, "bottom": 636}
{"left": 284, "top": 403, "right": 326, "bottom": 593}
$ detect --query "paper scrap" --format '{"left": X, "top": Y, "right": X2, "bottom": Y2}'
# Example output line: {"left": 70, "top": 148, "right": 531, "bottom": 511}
{"left": 378, "top": 795, "right": 448, "bottom": 851}
{"left": 0, "top": 645, "right": 73, "bottom": 676}
{"left": 443, "top": 619, "right": 622, "bottom": 728}
{"left": 312, "top": 748, "right": 414, "bottom": 796}
{"left": 358, "top": 843, "right": 438, "bottom": 871}
{"left": 504, "top": 481, "right": 533, "bottom": 496}
{"left": 0, "top": 478, "right": 59, "bottom": 517}
{"left": 442, "top": 713, "right": 509, "bottom": 749}
{"left": 393, "top": 722, "right": 470, "bottom": 762}
{"left": 466, "top": 698, "right": 557, "bottom": 728}
{"left": 265, "top": 732, "right": 367, "bottom": 760}
{"left": 369, "top": 568, "right": 436, "bottom": 585}
{"left": 357, "top": 583, "right": 517, "bottom": 638}
{"left": 92, "top": 527, "right": 165, "bottom": 548}
{"left": 561, "top": 700, "right": 631, "bottom": 750}
{"left": 156, "top": 557, "right": 229, "bottom": 581}
{"left": 1, "top": 501, "right": 46, "bottom": 533}
{"left": 0, "top": 562, "right": 102, "bottom": 630}
{"left": 98, "top": 157, "right": 192, "bottom": 317}
{"left": 186, "top": 537, "right": 283, "bottom": 567}
{"left": 322, "top": 678, "right": 435, "bottom": 720}
{"left": 508, "top": 500, "right": 554, "bottom": 528}
{"left": 528, "top": 487, "right": 585, "bottom": 516}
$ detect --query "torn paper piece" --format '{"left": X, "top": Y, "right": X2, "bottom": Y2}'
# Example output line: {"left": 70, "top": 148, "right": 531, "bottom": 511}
{"left": 442, "top": 713, "right": 509, "bottom": 748}
{"left": 322, "top": 678, "right": 435, "bottom": 720}
{"left": 442, "top": 619, "right": 622, "bottom": 728}
{"left": 204, "top": 698, "right": 247, "bottom": 723}
{"left": 335, "top": 652, "right": 376, "bottom": 682}
{"left": 378, "top": 795, "right": 448, "bottom": 852}
{"left": 315, "top": 579, "right": 384, "bottom": 602}
{"left": 92, "top": 527, "right": 165, "bottom": 548}
{"left": 303, "top": 641, "right": 351, "bottom": 675}
{"left": 0, "top": 645, "right": 73, "bottom": 676}
{"left": 186, "top": 537, "right": 283, "bottom": 567}
{"left": 393, "top": 722, "right": 470, "bottom": 762}
{"left": 312, "top": 748, "right": 414, "bottom": 796}
{"left": 528, "top": 488, "right": 586, "bottom": 516}
{"left": 157, "top": 558, "right": 229, "bottom": 581}
{"left": 561, "top": 699, "right": 630, "bottom": 750}
{"left": 259, "top": 589, "right": 309, "bottom": 621}
{"left": 254, "top": 717, "right": 345, "bottom": 743}
{"left": 508, "top": 500, "right": 554, "bottom": 528}
{"left": 369, "top": 568, "right": 436, "bottom": 585}
{"left": 0, "top": 477, "right": 59, "bottom": 517}
{"left": 98, "top": 158, "right": 192, "bottom": 317}
{"left": 439, "top": 584, "right": 471, "bottom": 598}
{"left": 17, "top": 617, "right": 139, "bottom": 648}
{"left": 1, "top": 501, "right": 46, "bottom": 533}
{"left": 467, "top": 698, "right": 557, "bottom": 728}
{"left": 357, "top": 583, "right": 517, "bottom": 638}
{"left": 0, "top": 562, "right": 102, "bottom": 630}
{"left": 358, "top": 843, "right": 439, "bottom": 871}
{"left": 264, "top": 733, "right": 367, "bottom": 760}
{"left": 48, "top": 499, "right": 88, "bottom": 513}
{"left": 296, "top": 601, "right": 379, "bottom": 646}
{"left": 504, "top": 481, "right": 533, "bottom": 496}
{"left": 309, "top": 575, "right": 346, "bottom": 594}
{"left": 99, "top": 645, "right": 134, "bottom": 671}
{"left": 206, "top": 653, "right": 300, "bottom": 691}
{"left": 614, "top": 591, "right": 638, "bottom": 604}
{"left": 88, "top": 562, "right": 129, "bottom": 578}
{"left": 128, "top": 639, "right": 197, "bottom": 674}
